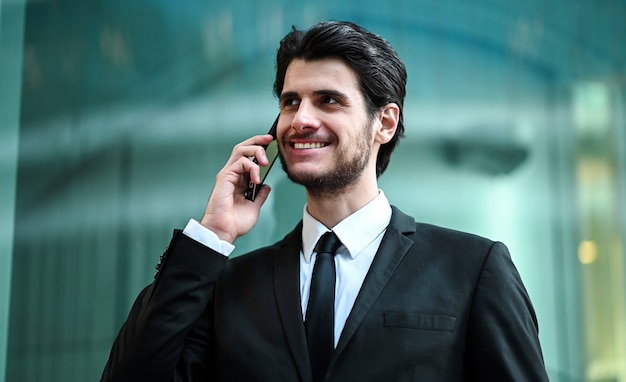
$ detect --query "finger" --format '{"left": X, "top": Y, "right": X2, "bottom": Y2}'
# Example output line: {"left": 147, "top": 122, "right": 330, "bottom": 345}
{"left": 215, "top": 156, "right": 257, "bottom": 190}
{"left": 244, "top": 157, "right": 262, "bottom": 185}
{"left": 242, "top": 133, "right": 274, "bottom": 146}
{"left": 231, "top": 156, "right": 261, "bottom": 185}
{"left": 233, "top": 134, "right": 274, "bottom": 154}
{"left": 231, "top": 135, "right": 274, "bottom": 164}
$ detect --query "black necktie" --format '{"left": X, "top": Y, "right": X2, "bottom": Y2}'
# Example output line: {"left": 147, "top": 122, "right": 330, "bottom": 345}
{"left": 306, "top": 231, "right": 341, "bottom": 382}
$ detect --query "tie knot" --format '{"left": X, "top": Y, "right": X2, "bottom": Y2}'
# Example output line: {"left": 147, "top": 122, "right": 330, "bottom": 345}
{"left": 314, "top": 231, "right": 341, "bottom": 256}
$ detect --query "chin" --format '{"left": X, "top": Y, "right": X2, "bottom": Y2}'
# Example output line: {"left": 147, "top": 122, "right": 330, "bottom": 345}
{"left": 282, "top": 159, "right": 324, "bottom": 179}
{"left": 286, "top": 169, "right": 324, "bottom": 186}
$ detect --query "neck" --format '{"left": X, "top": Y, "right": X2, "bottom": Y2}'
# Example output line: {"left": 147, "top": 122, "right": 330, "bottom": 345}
{"left": 305, "top": 174, "right": 379, "bottom": 229}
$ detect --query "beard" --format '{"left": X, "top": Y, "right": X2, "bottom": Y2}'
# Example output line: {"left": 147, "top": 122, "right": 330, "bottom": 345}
{"left": 279, "top": 119, "right": 373, "bottom": 198}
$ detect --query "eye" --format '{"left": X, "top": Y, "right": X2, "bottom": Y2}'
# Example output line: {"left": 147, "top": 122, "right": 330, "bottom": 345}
{"left": 321, "top": 96, "right": 338, "bottom": 104}
{"left": 281, "top": 97, "right": 300, "bottom": 108}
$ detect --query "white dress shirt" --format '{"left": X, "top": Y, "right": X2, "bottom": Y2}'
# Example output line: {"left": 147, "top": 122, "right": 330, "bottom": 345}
{"left": 183, "top": 191, "right": 392, "bottom": 347}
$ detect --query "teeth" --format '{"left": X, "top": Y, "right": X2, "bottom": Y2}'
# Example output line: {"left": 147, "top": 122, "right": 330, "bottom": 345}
{"left": 294, "top": 142, "right": 326, "bottom": 149}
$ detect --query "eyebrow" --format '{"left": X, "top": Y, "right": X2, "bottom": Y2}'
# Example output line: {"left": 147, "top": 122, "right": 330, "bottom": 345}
{"left": 279, "top": 89, "right": 350, "bottom": 101}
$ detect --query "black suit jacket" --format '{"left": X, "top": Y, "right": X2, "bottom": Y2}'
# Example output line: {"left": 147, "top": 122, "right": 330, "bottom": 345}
{"left": 102, "top": 207, "right": 549, "bottom": 381}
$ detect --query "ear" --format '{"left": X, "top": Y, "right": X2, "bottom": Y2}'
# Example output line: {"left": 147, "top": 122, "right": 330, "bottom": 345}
{"left": 374, "top": 103, "right": 400, "bottom": 144}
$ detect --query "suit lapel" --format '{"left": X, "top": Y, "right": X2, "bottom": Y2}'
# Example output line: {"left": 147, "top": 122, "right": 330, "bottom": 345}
{"left": 273, "top": 222, "right": 312, "bottom": 382}
{"left": 271, "top": 209, "right": 417, "bottom": 378}
{"left": 333, "top": 207, "right": 416, "bottom": 357}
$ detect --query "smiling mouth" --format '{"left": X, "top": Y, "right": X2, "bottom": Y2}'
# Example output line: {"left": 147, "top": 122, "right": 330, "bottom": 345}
{"left": 293, "top": 142, "right": 329, "bottom": 149}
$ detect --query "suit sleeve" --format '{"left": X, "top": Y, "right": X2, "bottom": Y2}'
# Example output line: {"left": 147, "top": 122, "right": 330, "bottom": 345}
{"left": 101, "top": 229, "right": 228, "bottom": 382}
{"left": 465, "top": 241, "right": 549, "bottom": 381}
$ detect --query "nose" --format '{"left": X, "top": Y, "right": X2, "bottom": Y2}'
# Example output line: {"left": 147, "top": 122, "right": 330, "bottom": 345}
{"left": 290, "top": 100, "right": 321, "bottom": 132}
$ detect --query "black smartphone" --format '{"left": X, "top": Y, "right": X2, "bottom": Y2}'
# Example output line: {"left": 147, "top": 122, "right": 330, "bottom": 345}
{"left": 244, "top": 115, "right": 279, "bottom": 201}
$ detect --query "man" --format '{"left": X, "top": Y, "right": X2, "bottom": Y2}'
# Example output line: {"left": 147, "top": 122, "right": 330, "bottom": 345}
{"left": 102, "top": 21, "right": 549, "bottom": 381}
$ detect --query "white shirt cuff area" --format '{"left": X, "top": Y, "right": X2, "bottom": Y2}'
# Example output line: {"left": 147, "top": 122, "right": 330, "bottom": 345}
{"left": 182, "top": 218, "right": 235, "bottom": 257}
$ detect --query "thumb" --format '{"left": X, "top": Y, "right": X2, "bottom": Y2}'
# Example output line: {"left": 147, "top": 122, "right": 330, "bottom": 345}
{"left": 252, "top": 185, "right": 272, "bottom": 208}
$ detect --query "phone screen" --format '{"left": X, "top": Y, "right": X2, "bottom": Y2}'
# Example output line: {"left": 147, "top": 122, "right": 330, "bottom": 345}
{"left": 259, "top": 139, "right": 279, "bottom": 185}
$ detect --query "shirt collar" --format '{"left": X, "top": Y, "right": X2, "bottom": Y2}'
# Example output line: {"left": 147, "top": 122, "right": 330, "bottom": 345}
{"left": 302, "top": 191, "right": 392, "bottom": 263}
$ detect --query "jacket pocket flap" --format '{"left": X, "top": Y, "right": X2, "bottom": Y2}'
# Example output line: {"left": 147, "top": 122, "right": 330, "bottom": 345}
{"left": 384, "top": 312, "right": 456, "bottom": 332}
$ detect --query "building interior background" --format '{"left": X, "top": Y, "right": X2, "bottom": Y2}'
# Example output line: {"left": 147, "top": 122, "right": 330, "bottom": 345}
{"left": 1, "top": 0, "right": 625, "bottom": 381}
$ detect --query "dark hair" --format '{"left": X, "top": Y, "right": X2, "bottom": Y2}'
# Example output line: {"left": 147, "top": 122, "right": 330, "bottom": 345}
{"left": 274, "top": 21, "right": 407, "bottom": 177}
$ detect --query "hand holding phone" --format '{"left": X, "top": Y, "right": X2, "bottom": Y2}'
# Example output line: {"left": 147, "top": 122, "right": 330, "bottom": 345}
{"left": 199, "top": 117, "right": 278, "bottom": 243}
{"left": 244, "top": 116, "right": 279, "bottom": 201}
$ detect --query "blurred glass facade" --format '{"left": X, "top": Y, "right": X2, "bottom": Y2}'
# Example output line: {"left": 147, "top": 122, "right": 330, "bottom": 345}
{"left": 1, "top": 0, "right": 625, "bottom": 381}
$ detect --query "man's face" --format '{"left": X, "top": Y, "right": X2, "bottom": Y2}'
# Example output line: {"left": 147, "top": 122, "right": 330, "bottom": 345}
{"left": 276, "top": 58, "right": 376, "bottom": 197}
